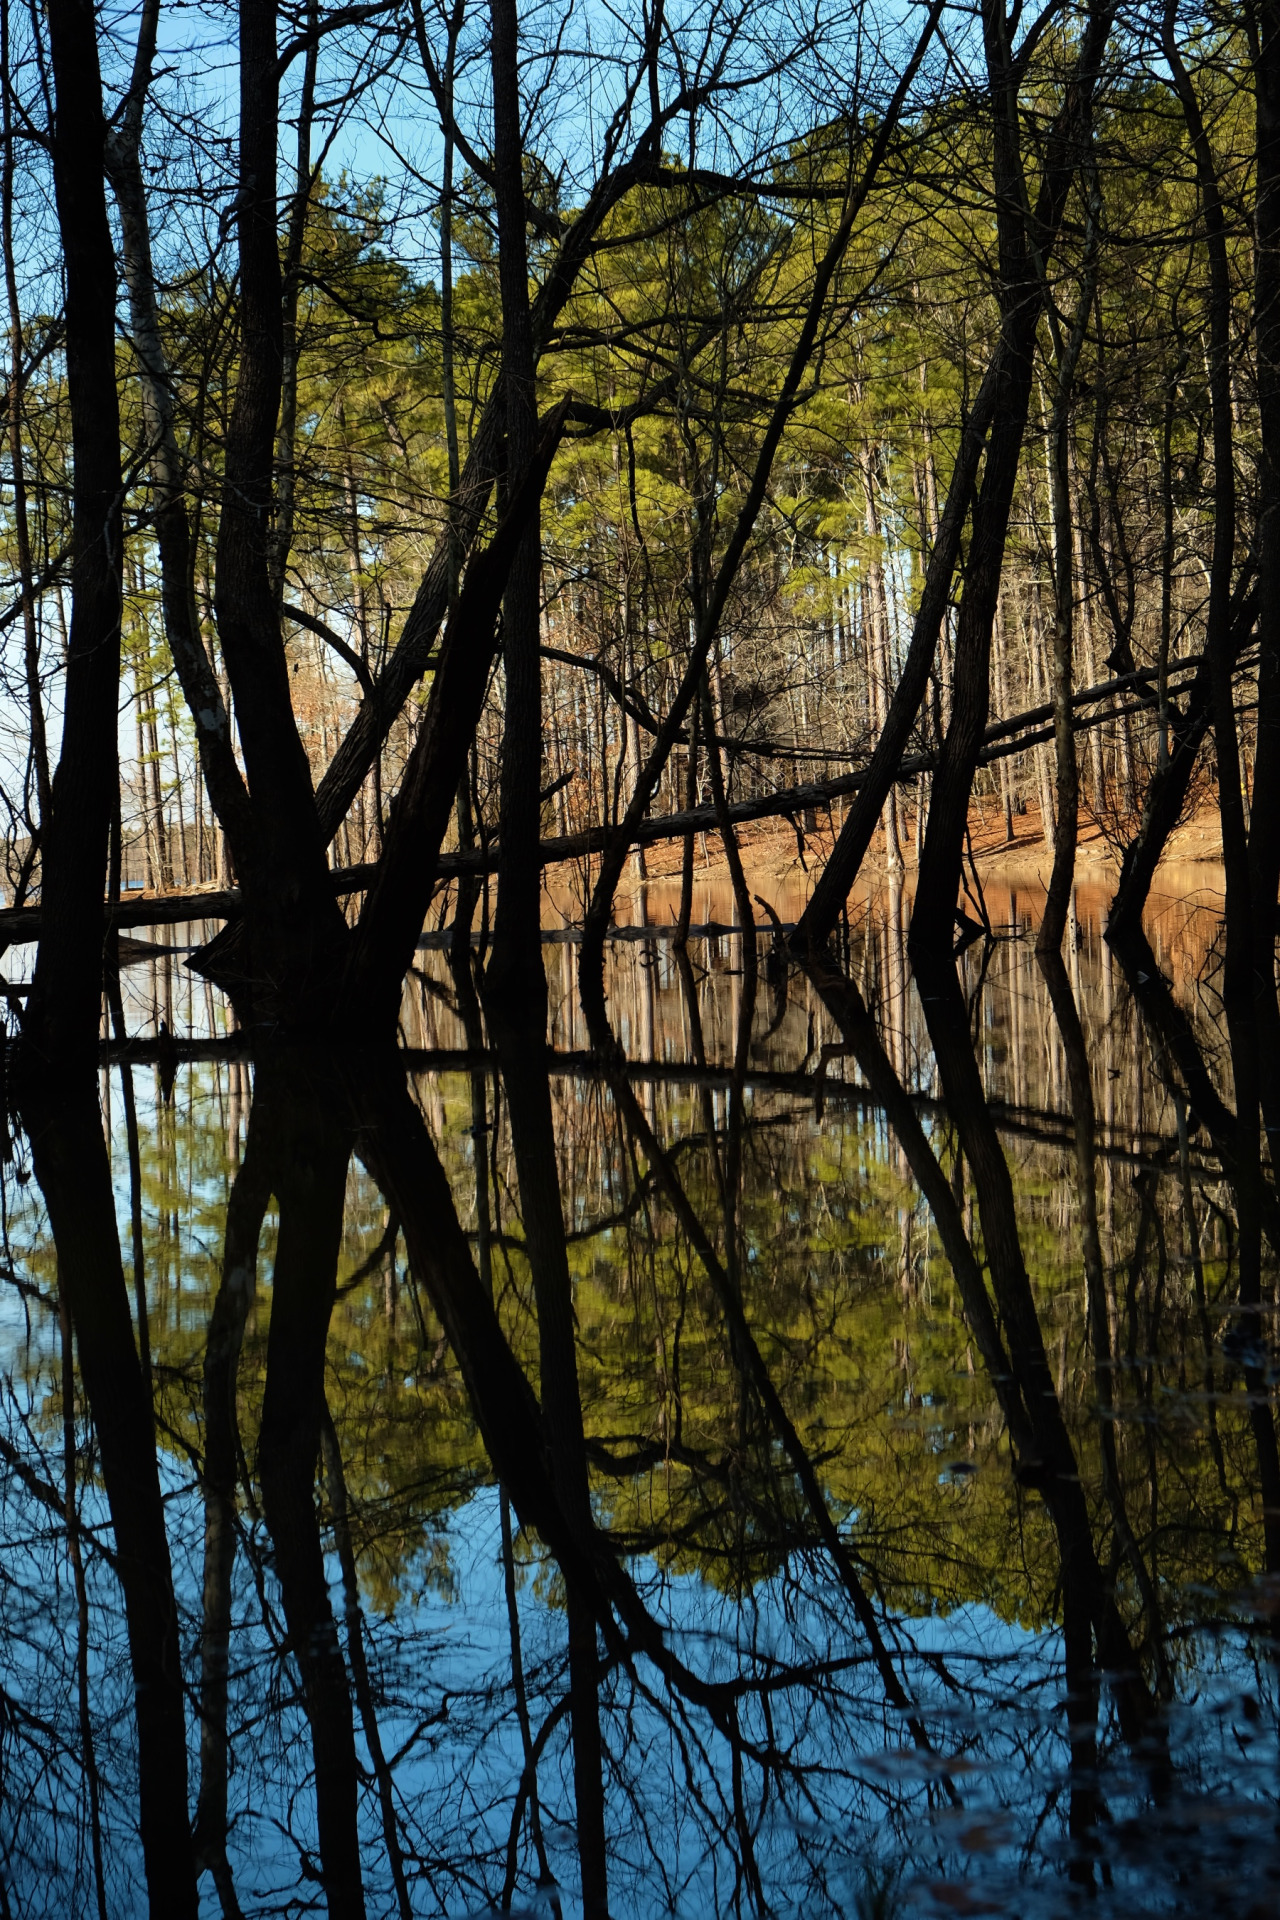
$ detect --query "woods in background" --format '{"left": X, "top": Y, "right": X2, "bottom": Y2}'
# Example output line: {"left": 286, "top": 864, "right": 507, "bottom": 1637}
{"left": 0, "top": 0, "right": 1272, "bottom": 992}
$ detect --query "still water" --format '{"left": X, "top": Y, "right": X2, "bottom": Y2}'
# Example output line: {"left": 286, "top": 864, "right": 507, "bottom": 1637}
{"left": 1, "top": 876, "right": 1277, "bottom": 1917}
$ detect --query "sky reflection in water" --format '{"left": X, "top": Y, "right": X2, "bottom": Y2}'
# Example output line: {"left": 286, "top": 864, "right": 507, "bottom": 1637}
{"left": 1, "top": 877, "right": 1277, "bottom": 1918}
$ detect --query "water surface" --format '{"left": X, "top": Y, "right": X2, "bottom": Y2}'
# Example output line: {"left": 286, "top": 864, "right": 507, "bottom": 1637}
{"left": 1, "top": 879, "right": 1276, "bottom": 1918}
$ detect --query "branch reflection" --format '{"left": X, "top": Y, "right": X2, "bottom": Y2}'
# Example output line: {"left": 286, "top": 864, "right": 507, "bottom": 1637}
{"left": 3, "top": 886, "right": 1278, "bottom": 1915}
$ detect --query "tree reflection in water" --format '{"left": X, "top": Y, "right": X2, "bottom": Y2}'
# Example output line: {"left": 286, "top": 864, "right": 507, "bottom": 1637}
{"left": 2, "top": 883, "right": 1278, "bottom": 1917}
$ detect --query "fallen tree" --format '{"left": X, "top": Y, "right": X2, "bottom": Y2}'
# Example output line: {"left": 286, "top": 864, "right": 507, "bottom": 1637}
{"left": 0, "top": 649, "right": 1238, "bottom": 946}
{"left": 97, "top": 1032, "right": 1209, "bottom": 1172}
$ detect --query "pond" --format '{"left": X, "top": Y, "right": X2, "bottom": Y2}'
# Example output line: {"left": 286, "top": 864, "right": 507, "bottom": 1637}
{"left": 1, "top": 877, "right": 1276, "bottom": 1918}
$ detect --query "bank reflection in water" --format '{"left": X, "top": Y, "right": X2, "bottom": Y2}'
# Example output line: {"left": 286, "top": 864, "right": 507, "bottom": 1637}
{"left": 2, "top": 882, "right": 1277, "bottom": 1917}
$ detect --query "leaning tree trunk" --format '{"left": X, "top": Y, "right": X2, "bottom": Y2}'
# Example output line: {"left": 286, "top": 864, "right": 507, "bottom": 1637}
{"left": 1038, "top": 177, "right": 1099, "bottom": 956}
{"left": 798, "top": 0, "right": 1115, "bottom": 952}
{"left": 579, "top": 2, "right": 946, "bottom": 1005}
{"left": 910, "top": 0, "right": 1115, "bottom": 960}
{"left": 1106, "top": 579, "right": 1256, "bottom": 942}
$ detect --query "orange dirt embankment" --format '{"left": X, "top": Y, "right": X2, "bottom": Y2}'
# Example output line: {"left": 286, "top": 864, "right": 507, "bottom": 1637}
{"left": 544, "top": 795, "right": 1229, "bottom": 972}
{"left": 623, "top": 795, "right": 1226, "bottom": 899}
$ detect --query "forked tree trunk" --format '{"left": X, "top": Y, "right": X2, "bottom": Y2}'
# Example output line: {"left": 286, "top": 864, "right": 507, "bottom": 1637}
{"left": 105, "top": 0, "right": 253, "bottom": 858}
{"left": 799, "top": 0, "right": 1114, "bottom": 952}
{"left": 911, "top": 0, "right": 1115, "bottom": 960}
{"left": 580, "top": 4, "right": 946, "bottom": 1005}
{"left": 211, "top": 0, "right": 349, "bottom": 1026}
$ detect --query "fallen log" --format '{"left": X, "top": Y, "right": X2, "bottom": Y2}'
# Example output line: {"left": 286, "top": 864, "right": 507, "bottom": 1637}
{"left": 0, "top": 649, "right": 1242, "bottom": 942}
{"left": 96, "top": 1032, "right": 1205, "bottom": 1172}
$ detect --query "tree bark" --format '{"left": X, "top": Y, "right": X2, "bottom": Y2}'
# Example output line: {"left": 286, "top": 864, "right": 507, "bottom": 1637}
{"left": 1162, "top": 6, "right": 1268, "bottom": 1373}
{"left": 254, "top": 1058, "right": 365, "bottom": 1917}
{"left": 21, "top": 0, "right": 126, "bottom": 1070}
{"left": 1248, "top": 0, "right": 1280, "bottom": 1160}
{"left": 911, "top": 0, "right": 1115, "bottom": 959}
{"left": 800, "top": 1, "right": 1113, "bottom": 951}
{"left": 212, "top": 0, "right": 349, "bottom": 1025}
{"left": 485, "top": 0, "right": 547, "bottom": 1007}
{"left": 25, "top": 1081, "right": 198, "bottom": 1913}
{"left": 196, "top": 1098, "right": 272, "bottom": 1912}
{"left": 1039, "top": 178, "right": 1099, "bottom": 954}
{"left": 580, "top": 4, "right": 945, "bottom": 1003}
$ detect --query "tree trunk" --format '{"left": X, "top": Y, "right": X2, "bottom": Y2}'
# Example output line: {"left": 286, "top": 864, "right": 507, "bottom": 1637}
{"left": 0, "top": 0, "right": 50, "bottom": 832}
{"left": 105, "top": 0, "right": 252, "bottom": 854}
{"left": 486, "top": 0, "right": 547, "bottom": 1007}
{"left": 211, "top": 0, "right": 348, "bottom": 1025}
{"left": 910, "top": 0, "right": 1112, "bottom": 959}
{"left": 1039, "top": 187, "right": 1098, "bottom": 955}
{"left": 254, "top": 1061, "right": 365, "bottom": 1917}
{"left": 21, "top": 0, "right": 127, "bottom": 1071}
{"left": 799, "top": 1, "right": 1112, "bottom": 950}
{"left": 1249, "top": 0, "right": 1280, "bottom": 1158}
{"left": 196, "top": 1101, "right": 271, "bottom": 1908}
{"left": 1106, "top": 580, "right": 1255, "bottom": 939}
{"left": 1164, "top": 10, "right": 1279, "bottom": 1552}
{"left": 25, "top": 1081, "right": 198, "bottom": 1914}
